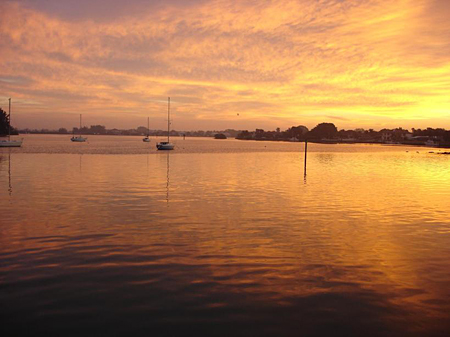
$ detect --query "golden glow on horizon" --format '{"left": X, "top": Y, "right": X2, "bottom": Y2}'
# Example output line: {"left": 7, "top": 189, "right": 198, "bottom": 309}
{"left": 0, "top": 0, "right": 449, "bottom": 130}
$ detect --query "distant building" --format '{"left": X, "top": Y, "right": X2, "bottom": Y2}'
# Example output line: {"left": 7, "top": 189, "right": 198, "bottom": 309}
{"left": 380, "top": 128, "right": 411, "bottom": 142}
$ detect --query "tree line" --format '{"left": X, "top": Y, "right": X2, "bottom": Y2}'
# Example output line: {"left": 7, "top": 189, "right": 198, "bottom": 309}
{"left": 0, "top": 108, "right": 18, "bottom": 136}
{"left": 237, "top": 123, "right": 340, "bottom": 141}
{"left": 236, "top": 123, "right": 450, "bottom": 146}
{"left": 2, "top": 110, "right": 450, "bottom": 146}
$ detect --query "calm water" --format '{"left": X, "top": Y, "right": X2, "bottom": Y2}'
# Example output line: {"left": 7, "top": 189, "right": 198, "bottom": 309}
{"left": 1, "top": 135, "right": 450, "bottom": 336}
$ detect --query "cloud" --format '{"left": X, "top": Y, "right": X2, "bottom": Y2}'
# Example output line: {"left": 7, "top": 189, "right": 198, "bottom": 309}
{"left": 0, "top": 0, "right": 449, "bottom": 130}
{"left": 0, "top": 75, "right": 34, "bottom": 85}
{"left": 324, "top": 115, "right": 350, "bottom": 122}
{"left": 17, "top": 0, "right": 211, "bottom": 22}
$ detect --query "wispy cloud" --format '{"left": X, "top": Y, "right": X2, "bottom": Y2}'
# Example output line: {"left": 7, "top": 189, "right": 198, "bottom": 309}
{"left": 1, "top": 0, "right": 449, "bottom": 130}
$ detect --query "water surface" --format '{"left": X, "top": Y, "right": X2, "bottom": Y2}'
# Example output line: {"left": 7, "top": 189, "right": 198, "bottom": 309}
{"left": 1, "top": 135, "right": 449, "bottom": 336}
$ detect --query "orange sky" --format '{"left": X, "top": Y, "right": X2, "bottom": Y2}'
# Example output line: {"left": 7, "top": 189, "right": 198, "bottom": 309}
{"left": 0, "top": 0, "right": 449, "bottom": 131}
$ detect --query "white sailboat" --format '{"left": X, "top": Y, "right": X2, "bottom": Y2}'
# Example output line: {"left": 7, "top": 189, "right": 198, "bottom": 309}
{"left": 0, "top": 98, "right": 23, "bottom": 148}
{"left": 143, "top": 117, "right": 150, "bottom": 142}
{"left": 71, "top": 114, "right": 87, "bottom": 142}
{"left": 156, "top": 97, "right": 174, "bottom": 150}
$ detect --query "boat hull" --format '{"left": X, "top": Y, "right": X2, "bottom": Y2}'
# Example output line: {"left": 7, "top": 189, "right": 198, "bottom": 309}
{"left": 71, "top": 137, "right": 87, "bottom": 142}
{"left": 143, "top": 137, "right": 150, "bottom": 142}
{"left": 0, "top": 140, "right": 23, "bottom": 147}
{"left": 156, "top": 142, "right": 174, "bottom": 150}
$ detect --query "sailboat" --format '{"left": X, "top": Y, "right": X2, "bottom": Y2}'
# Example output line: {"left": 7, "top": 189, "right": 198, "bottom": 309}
{"left": 71, "top": 114, "right": 87, "bottom": 142}
{"left": 156, "top": 97, "right": 174, "bottom": 150}
{"left": 143, "top": 117, "right": 150, "bottom": 142}
{"left": 0, "top": 98, "right": 23, "bottom": 147}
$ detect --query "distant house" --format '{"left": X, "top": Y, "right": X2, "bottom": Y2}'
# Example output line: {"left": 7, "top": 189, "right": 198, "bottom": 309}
{"left": 380, "top": 131, "right": 393, "bottom": 142}
{"left": 404, "top": 133, "right": 413, "bottom": 140}
{"left": 380, "top": 128, "right": 411, "bottom": 142}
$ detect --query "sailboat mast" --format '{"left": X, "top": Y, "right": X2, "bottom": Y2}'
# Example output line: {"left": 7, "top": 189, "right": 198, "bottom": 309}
{"left": 167, "top": 97, "right": 170, "bottom": 142}
{"left": 8, "top": 98, "right": 11, "bottom": 141}
{"left": 79, "top": 114, "right": 82, "bottom": 137}
{"left": 147, "top": 117, "right": 149, "bottom": 137}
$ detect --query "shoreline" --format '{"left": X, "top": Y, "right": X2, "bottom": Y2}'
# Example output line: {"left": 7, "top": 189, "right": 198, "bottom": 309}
{"left": 235, "top": 137, "right": 450, "bottom": 149}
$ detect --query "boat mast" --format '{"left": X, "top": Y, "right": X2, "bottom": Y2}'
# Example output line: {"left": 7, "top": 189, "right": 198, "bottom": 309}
{"left": 167, "top": 97, "right": 170, "bottom": 142}
{"left": 8, "top": 98, "right": 11, "bottom": 141}
{"left": 79, "top": 114, "right": 82, "bottom": 137}
{"left": 147, "top": 117, "right": 149, "bottom": 137}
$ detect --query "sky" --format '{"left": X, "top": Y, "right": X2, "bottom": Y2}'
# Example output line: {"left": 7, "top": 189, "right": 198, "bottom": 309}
{"left": 0, "top": 0, "right": 449, "bottom": 131}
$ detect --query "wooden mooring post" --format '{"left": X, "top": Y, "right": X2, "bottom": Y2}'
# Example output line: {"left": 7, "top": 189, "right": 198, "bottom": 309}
{"left": 304, "top": 139, "right": 308, "bottom": 177}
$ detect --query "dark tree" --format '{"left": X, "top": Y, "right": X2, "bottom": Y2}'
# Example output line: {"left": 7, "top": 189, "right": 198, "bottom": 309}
{"left": 0, "top": 108, "right": 8, "bottom": 136}
{"left": 285, "top": 125, "right": 309, "bottom": 140}
{"left": 255, "top": 129, "right": 265, "bottom": 139}
{"left": 236, "top": 130, "right": 252, "bottom": 140}
{"left": 137, "top": 126, "right": 148, "bottom": 135}
{"left": 90, "top": 125, "right": 106, "bottom": 135}
{"left": 80, "top": 126, "right": 90, "bottom": 134}
{"left": 0, "top": 107, "right": 18, "bottom": 136}
{"left": 444, "top": 131, "right": 450, "bottom": 143}
{"left": 214, "top": 133, "right": 227, "bottom": 139}
{"left": 308, "top": 123, "right": 338, "bottom": 140}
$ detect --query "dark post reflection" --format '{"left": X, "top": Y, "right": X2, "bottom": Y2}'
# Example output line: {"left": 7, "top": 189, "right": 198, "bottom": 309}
{"left": 166, "top": 152, "right": 170, "bottom": 205}
{"left": 8, "top": 150, "right": 12, "bottom": 196}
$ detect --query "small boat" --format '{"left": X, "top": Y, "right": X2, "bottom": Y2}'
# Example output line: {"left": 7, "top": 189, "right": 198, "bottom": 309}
{"left": 157, "top": 97, "right": 174, "bottom": 150}
{"left": 0, "top": 139, "right": 22, "bottom": 147}
{"left": 0, "top": 98, "right": 23, "bottom": 147}
{"left": 156, "top": 141, "right": 174, "bottom": 150}
{"left": 71, "top": 114, "right": 87, "bottom": 142}
{"left": 143, "top": 117, "right": 150, "bottom": 142}
{"left": 71, "top": 136, "right": 87, "bottom": 142}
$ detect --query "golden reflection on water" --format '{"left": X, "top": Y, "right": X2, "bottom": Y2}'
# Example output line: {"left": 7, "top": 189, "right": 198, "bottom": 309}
{"left": 1, "top": 140, "right": 450, "bottom": 335}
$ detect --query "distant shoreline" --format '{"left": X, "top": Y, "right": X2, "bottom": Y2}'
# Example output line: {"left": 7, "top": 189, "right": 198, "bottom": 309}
{"left": 235, "top": 137, "right": 450, "bottom": 149}
{"left": 4, "top": 133, "right": 450, "bottom": 149}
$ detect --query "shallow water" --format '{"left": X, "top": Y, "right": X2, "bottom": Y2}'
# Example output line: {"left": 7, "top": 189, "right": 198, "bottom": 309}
{"left": 1, "top": 135, "right": 449, "bottom": 336}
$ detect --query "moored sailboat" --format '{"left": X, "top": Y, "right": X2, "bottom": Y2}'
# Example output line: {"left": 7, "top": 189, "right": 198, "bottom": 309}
{"left": 156, "top": 97, "right": 174, "bottom": 150}
{"left": 71, "top": 114, "right": 87, "bottom": 142}
{"left": 143, "top": 117, "right": 150, "bottom": 142}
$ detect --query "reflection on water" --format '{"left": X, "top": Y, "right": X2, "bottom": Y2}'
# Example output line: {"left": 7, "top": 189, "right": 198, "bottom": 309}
{"left": 1, "top": 138, "right": 450, "bottom": 336}
{"left": 166, "top": 152, "right": 170, "bottom": 205}
{"left": 8, "top": 150, "right": 12, "bottom": 196}
{"left": 0, "top": 149, "right": 15, "bottom": 196}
